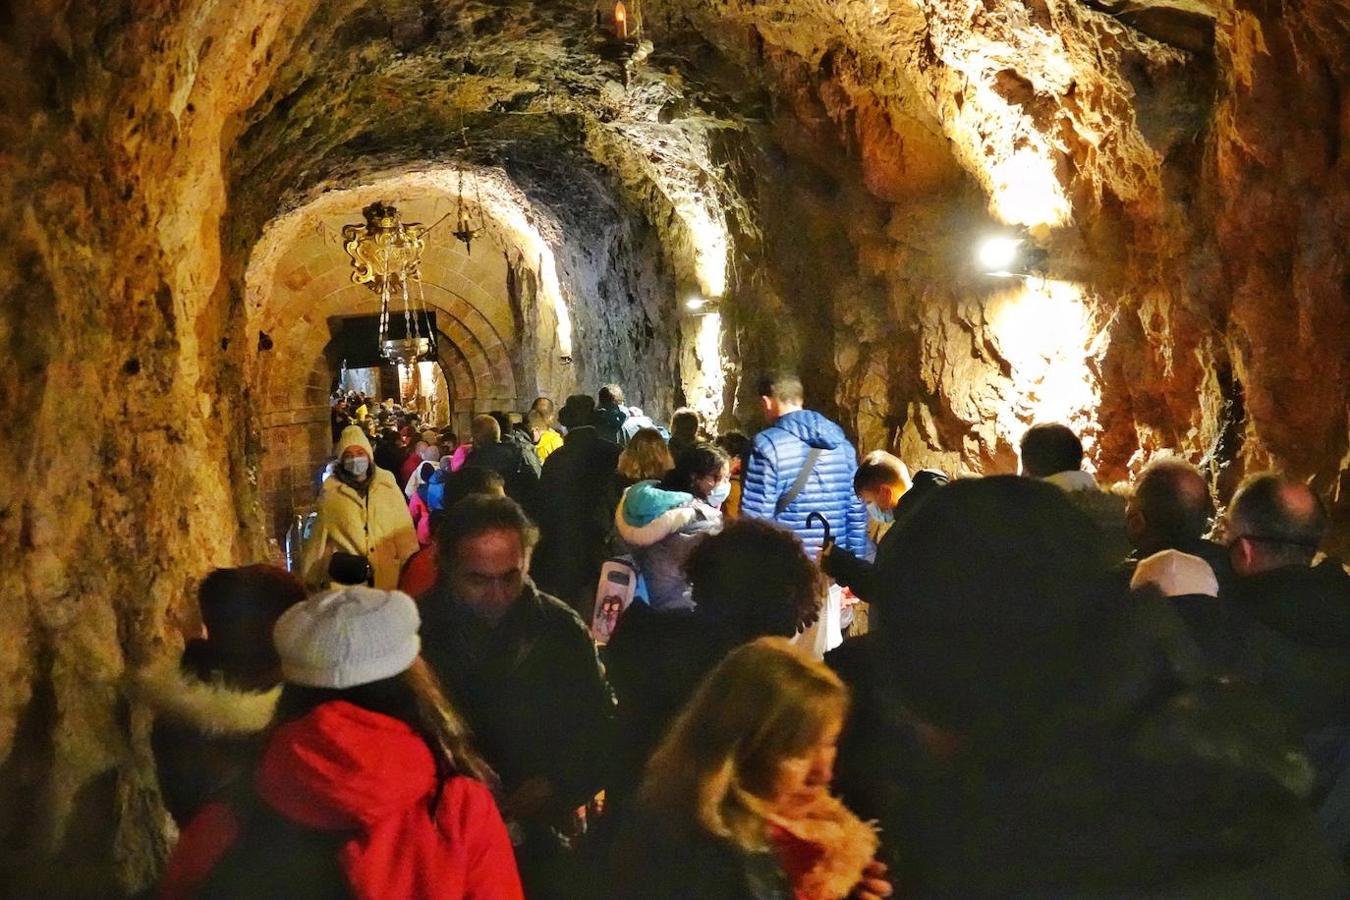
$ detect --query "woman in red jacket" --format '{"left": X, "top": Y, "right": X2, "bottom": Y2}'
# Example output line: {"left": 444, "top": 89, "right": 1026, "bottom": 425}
{"left": 159, "top": 585, "right": 523, "bottom": 899}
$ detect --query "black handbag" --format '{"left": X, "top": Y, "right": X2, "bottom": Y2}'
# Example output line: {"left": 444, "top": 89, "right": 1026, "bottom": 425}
{"left": 328, "top": 551, "right": 373, "bottom": 587}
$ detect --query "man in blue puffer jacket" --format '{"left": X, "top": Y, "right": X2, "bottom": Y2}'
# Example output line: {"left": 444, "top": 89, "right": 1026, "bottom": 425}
{"left": 741, "top": 371, "right": 868, "bottom": 559}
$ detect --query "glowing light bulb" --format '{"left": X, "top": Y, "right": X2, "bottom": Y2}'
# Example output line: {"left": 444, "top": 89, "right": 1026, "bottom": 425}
{"left": 977, "top": 237, "right": 1022, "bottom": 275}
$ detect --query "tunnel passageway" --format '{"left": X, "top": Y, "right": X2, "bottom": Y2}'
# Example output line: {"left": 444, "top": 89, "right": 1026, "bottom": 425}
{"left": 1, "top": 0, "right": 1348, "bottom": 892}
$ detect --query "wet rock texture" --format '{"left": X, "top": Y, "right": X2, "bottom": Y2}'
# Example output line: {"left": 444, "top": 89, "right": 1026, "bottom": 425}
{"left": 0, "top": 0, "right": 1347, "bottom": 893}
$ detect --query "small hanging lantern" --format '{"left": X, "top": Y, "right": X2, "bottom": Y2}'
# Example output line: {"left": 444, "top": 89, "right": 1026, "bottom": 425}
{"left": 452, "top": 168, "right": 485, "bottom": 255}
{"left": 596, "top": 0, "right": 641, "bottom": 42}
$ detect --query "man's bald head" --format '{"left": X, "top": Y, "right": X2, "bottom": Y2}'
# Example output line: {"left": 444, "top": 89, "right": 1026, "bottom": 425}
{"left": 1127, "top": 458, "right": 1213, "bottom": 554}
{"left": 1228, "top": 473, "right": 1326, "bottom": 574}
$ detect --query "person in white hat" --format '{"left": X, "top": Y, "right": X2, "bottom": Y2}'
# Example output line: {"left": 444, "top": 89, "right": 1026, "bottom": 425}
{"left": 302, "top": 424, "right": 418, "bottom": 591}
{"left": 159, "top": 586, "right": 523, "bottom": 899}
{"left": 1129, "top": 549, "right": 1220, "bottom": 599}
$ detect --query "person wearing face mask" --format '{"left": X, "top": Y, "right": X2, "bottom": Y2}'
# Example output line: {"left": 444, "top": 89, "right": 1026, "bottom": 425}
{"left": 614, "top": 443, "right": 730, "bottom": 612}
{"left": 821, "top": 454, "right": 950, "bottom": 619}
{"left": 302, "top": 425, "right": 419, "bottom": 591}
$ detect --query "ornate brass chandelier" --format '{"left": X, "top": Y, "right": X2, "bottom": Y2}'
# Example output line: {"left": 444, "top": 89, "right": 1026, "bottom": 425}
{"left": 342, "top": 202, "right": 439, "bottom": 364}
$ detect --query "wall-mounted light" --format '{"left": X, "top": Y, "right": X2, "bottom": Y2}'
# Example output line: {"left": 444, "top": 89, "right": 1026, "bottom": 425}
{"left": 684, "top": 295, "right": 720, "bottom": 316}
{"left": 976, "top": 233, "right": 1048, "bottom": 279}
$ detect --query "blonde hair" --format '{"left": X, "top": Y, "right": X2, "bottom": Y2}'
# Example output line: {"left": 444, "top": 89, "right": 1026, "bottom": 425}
{"left": 617, "top": 427, "right": 674, "bottom": 481}
{"left": 639, "top": 637, "right": 848, "bottom": 850}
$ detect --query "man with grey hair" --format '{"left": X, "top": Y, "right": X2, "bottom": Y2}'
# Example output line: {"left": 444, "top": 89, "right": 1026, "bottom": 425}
{"left": 418, "top": 494, "right": 613, "bottom": 894}
{"left": 1124, "top": 457, "right": 1231, "bottom": 590}
{"left": 1225, "top": 474, "right": 1350, "bottom": 796}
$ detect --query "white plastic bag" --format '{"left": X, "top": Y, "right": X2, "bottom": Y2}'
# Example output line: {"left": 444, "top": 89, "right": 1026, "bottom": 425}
{"left": 792, "top": 583, "right": 844, "bottom": 659}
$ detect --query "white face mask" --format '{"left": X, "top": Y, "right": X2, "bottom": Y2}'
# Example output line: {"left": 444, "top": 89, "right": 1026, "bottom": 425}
{"left": 707, "top": 480, "right": 732, "bottom": 508}
{"left": 343, "top": 456, "right": 370, "bottom": 478}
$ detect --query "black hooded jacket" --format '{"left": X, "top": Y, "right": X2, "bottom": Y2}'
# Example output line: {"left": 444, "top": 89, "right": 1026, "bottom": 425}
{"left": 1231, "top": 560, "right": 1350, "bottom": 736}
{"left": 530, "top": 426, "right": 621, "bottom": 603}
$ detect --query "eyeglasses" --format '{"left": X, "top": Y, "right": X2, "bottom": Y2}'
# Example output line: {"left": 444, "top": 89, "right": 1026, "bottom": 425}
{"left": 1226, "top": 532, "right": 1320, "bottom": 551}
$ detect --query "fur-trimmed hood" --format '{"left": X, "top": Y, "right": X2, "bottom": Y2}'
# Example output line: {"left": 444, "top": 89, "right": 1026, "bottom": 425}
{"left": 131, "top": 659, "right": 280, "bottom": 737}
{"left": 615, "top": 480, "right": 703, "bottom": 549}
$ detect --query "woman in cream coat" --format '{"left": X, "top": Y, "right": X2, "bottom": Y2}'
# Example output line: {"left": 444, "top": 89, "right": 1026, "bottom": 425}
{"left": 303, "top": 425, "right": 418, "bottom": 590}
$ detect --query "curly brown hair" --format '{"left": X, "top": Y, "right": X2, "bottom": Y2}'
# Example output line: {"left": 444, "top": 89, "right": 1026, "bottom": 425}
{"left": 686, "top": 519, "right": 824, "bottom": 639}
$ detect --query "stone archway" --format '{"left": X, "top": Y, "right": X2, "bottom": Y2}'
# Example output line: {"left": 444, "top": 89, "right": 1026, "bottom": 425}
{"left": 247, "top": 190, "right": 533, "bottom": 552}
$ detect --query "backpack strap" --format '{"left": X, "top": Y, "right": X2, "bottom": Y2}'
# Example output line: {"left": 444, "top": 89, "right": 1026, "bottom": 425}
{"left": 776, "top": 447, "right": 825, "bottom": 516}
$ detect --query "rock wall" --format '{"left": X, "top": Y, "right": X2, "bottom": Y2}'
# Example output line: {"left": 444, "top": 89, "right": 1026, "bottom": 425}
{"left": 1206, "top": 1, "right": 1349, "bottom": 530}
{"left": 658, "top": 0, "right": 1349, "bottom": 547}
{"left": 0, "top": 3, "right": 320, "bottom": 892}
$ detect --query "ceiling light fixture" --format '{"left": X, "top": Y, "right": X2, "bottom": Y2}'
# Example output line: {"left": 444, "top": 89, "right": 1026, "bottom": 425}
{"left": 452, "top": 168, "right": 486, "bottom": 255}
{"left": 342, "top": 201, "right": 441, "bottom": 364}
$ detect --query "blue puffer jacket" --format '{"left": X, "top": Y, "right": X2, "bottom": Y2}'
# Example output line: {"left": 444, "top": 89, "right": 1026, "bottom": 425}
{"left": 741, "top": 409, "right": 868, "bottom": 558}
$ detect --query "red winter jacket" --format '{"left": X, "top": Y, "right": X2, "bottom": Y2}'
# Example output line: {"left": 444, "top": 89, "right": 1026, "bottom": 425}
{"left": 399, "top": 544, "right": 440, "bottom": 600}
{"left": 159, "top": 700, "right": 522, "bottom": 899}
{"left": 399, "top": 452, "right": 423, "bottom": 490}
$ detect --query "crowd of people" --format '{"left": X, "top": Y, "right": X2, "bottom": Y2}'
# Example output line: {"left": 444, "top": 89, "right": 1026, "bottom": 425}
{"left": 135, "top": 372, "right": 1350, "bottom": 898}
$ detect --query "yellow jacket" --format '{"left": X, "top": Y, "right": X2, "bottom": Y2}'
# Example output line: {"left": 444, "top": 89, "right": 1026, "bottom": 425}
{"left": 536, "top": 428, "right": 564, "bottom": 464}
{"left": 303, "top": 467, "right": 418, "bottom": 590}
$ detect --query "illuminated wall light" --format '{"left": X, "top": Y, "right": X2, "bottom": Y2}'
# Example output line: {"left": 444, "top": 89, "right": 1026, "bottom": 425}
{"left": 977, "top": 236, "right": 1022, "bottom": 276}
{"left": 975, "top": 233, "right": 1047, "bottom": 279}
{"left": 596, "top": 0, "right": 641, "bottom": 41}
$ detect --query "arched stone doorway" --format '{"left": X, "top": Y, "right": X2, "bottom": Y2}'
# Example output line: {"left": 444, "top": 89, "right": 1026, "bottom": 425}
{"left": 247, "top": 186, "right": 540, "bottom": 551}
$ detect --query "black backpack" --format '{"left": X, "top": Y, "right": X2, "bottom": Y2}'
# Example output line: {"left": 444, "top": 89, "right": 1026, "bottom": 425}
{"left": 196, "top": 800, "right": 356, "bottom": 900}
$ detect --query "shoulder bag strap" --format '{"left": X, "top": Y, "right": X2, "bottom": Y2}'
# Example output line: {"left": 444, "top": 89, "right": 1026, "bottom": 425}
{"left": 776, "top": 447, "right": 825, "bottom": 516}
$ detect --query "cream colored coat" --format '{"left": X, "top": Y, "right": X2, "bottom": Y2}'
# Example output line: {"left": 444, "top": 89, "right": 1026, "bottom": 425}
{"left": 303, "top": 467, "right": 419, "bottom": 590}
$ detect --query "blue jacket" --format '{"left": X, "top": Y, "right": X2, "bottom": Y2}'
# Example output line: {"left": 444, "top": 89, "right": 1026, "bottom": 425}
{"left": 741, "top": 409, "right": 868, "bottom": 558}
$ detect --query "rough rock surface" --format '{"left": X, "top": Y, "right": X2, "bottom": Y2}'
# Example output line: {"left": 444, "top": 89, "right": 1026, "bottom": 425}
{"left": 656, "top": 0, "right": 1348, "bottom": 528}
{"left": 1, "top": 0, "right": 1347, "bottom": 893}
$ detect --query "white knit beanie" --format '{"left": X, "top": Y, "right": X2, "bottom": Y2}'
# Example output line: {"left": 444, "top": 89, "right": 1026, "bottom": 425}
{"left": 1130, "top": 549, "right": 1220, "bottom": 599}
{"left": 273, "top": 586, "right": 421, "bottom": 689}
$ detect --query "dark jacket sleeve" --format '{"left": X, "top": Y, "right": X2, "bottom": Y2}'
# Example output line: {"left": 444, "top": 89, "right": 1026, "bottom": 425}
{"left": 549, "top": 609, "right": 617, "bottom": 807}
{"left": 822, "top": 546, "right": 879, "bottom": 603}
